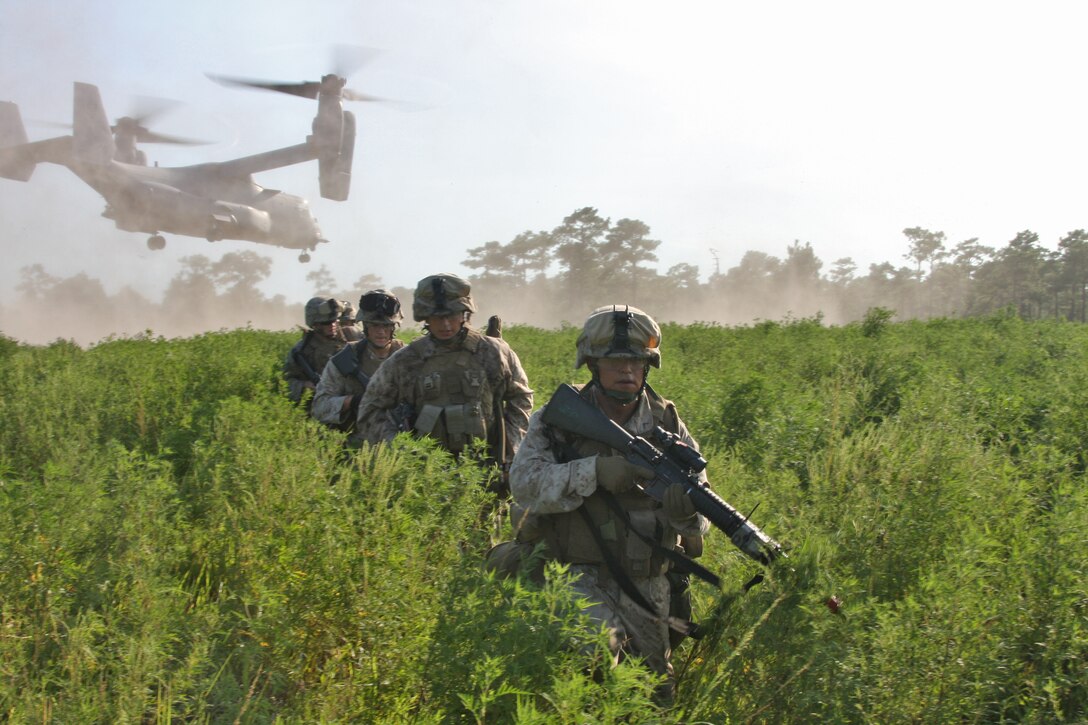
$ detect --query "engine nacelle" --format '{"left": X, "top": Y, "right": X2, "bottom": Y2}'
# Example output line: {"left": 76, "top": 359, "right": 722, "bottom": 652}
{"left": 318, "top": 109, "right": 355, "bottom": 202}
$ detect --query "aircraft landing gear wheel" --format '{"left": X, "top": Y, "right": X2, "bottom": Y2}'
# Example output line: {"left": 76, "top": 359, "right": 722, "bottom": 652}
{"left": 298, "top": 252, "right": 311, "bottom": 263}
{"left": 147, "top": 234, "right": 166, "bottom": 251}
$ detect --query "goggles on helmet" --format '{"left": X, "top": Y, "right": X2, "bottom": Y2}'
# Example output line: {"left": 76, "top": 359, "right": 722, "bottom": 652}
{"left": 360, "top": 292, "right": 400, "bottom": 318}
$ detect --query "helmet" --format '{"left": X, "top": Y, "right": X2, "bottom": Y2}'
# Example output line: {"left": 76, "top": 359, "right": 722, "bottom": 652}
{"left": 412, "top": 273, "right": 476, "bottom": 321}
{"left": 338, "top": 300, "right": 358, "bottom": 324}
{"left": 358, "top": 289, "right": 404, "bottom": 325}
{"left": 304, "top": 296, "right": 342, "bottom": 327}
{"left": 575, "top": 305, "right": 662, "bottom": 369}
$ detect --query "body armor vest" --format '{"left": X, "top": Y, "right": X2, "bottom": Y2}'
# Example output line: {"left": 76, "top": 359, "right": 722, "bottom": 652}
{"left": 332, "top": 339, "right": 404, "bottom": 395}
{"left": 296, "top": 331, "right": 344, "bottom": 380}
{"left": 539, "top": 384, "right": 680, "bottom": 578}
{"left": 411, "top": 329, "right": 495, "bottom": 453}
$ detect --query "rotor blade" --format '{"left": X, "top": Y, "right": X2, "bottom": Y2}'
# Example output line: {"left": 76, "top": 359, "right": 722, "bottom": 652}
{"left": 128, "top": 95, "right": 182, "bottom": 126}
{"left": 342, "top": 88, "right": 387, "bottom": 102}
{"left": 134, "top": 129, "right": 210, "bottom": 146}
{"left": 206, "top": 73, "right": 320, "bottom": 99}
{"left": 332, "top": 44, "right": 381, "bottom": 79}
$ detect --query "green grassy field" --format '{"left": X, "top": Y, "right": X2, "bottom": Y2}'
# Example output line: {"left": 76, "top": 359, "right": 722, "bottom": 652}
{"left": 1, "top": 314, "right": 1086, "bottom": 723}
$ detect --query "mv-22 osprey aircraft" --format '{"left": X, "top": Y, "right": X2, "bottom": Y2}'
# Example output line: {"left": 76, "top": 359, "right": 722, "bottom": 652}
{"left": 0, "top": 74, "right": 364, "bottom": 262}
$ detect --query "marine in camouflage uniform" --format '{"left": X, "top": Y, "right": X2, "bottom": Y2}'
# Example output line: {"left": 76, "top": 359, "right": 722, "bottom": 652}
{"left": 354, "top": 273, "right": 533, "bottom": 468}
{"left": 338, "top": 300, "right": 365, "bottom": 342}
{"left": 313, "top": 289, "right": 406, "bottom": 431}
{"left": 283, "top": 296, "right": 347, "bottom": 406}
{"left": 508, "top": 305, "right": 709, "bottom": 698}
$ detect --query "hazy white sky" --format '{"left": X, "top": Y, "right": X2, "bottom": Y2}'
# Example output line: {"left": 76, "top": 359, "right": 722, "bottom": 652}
{"left": 1, "top": 0, "right": 1086, "bottom": 304}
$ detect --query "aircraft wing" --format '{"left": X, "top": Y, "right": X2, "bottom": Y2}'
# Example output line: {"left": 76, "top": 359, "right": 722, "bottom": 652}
{"left": 201, "top": 142, "right": 318, "bottom": 179}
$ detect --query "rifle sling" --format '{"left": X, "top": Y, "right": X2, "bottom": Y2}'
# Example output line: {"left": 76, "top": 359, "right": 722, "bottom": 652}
{"left": 597, "top": 489, "right": 720, "bottom": 588}
{"left": 576, "top": 494, "right": 703, "bottom": 639}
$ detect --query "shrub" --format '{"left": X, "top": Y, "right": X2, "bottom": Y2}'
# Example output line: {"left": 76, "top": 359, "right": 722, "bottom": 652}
{"left": 2, "top": 321, "right": 1087, "bottom": 722}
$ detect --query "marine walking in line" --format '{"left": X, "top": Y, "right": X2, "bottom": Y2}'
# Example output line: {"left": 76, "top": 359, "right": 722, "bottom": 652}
{"left": 312, "top": 289, "right": 406, "bottom": 431}
{"left": 352, "top": 273, "right": 533, "bottom": 491}
{"left": 338, "top": 299, "right": 364, "bottom": 342}
{"left": 283, "top": 296, "right": 347, "bottom": 408}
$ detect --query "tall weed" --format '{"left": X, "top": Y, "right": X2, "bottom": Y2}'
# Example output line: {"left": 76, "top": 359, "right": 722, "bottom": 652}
{"left": 1, "top": 320, "right": 1086, "bottom": 722}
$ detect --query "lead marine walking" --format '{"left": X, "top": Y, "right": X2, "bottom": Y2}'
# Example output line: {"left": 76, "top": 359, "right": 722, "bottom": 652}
{"left": 508, "top": 305, "right": 710, "bottom": 700}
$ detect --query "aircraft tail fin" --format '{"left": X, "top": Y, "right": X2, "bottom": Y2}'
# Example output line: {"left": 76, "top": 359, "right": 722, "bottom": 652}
{"left": 0, "top": 100, "right": 35, "bottom": 180}
{"left": 72, "top": 82, "right": 115, "bottom": 164}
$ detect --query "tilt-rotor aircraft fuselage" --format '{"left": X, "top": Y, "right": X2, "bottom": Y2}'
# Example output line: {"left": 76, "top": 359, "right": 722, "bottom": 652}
{"left": 0, "top": 79, "right": 356, "bottom": 262}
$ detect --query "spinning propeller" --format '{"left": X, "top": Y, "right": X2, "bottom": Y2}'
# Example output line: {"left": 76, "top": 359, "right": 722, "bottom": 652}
{"left": 111, "top": 117, "right": 207, "bottom": 146}
{"left": 33, "top": 94, "right": 208, "bottom": 146}
{"left": 207, "top": 45, "right": 388, "bottom": 102}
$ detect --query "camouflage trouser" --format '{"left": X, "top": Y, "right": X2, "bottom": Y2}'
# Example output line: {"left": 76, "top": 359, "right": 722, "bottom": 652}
{"left": 569, "top": 564, "right": 673, "bottom": 690}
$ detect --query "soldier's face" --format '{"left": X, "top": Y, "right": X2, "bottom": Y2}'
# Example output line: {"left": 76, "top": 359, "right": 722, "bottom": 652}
{"left": 366, "top": 322, "right": 395, "bottom": 347}
{"left": 314, "top": 321, "right": 340, "bottom": 339}
{"left": 426, "top": 313, "right": 464, "bottom": 341}
{"left": 596, "top": 356, "right": 645, "bottom": 396}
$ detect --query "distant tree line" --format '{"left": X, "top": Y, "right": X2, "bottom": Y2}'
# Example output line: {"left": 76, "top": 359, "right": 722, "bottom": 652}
{"left": 461, "top": 208, "right": 1088, "bottom": 326}
{"left": 1, "top": 250, "right": 407, "bottom": 345}
{"left": 4, "top": 206, "right": 1088, "bottom": 344}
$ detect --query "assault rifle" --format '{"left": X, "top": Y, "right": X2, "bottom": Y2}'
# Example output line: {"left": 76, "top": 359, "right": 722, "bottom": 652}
{"left": 289, "top": 334, "right": 321, "bottom": 386}
{"left": 484, "top": 314, "right": 507, "bottom": 479}
{"left": 331, "top": 343, "right": 370, "bottom": 390}
{"left": 486, "top": 314, "right": 503, "bottom": 339}
{"left": 391, "top": 401, "right": 416, "bottom": 433}
{"left": 541, "top": 383, "right": 786, "bottom": 566}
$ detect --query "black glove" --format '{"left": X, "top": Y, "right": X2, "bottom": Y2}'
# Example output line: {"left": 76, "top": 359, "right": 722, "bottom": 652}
{"left": 595, "top": 455, "right": 654, "bottom": 494}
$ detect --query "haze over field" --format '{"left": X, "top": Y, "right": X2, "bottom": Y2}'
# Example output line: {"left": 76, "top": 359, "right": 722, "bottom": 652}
{"left": 2, "top": 1, "right": 1087, "bottom": 343}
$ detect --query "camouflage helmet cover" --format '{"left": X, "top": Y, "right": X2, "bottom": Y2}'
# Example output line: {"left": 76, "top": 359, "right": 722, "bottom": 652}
{"left": 412, "top": 273, "right": 476, "bottom": 321}
{"left": 575, "top": 304, "right": 662, "bottom": 369}
{"left": 358, "top": 288, "right": 404, "bottom": 324}
{"left": 338, "top": 300, "right": 358, "bottom": 323}
{"left": 305, "top": 296, "right": 343, "bottom": 327}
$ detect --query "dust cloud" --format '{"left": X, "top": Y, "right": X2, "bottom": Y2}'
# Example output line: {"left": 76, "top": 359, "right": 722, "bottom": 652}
{"left": 0, "top": 255, "right": 849, "bottom": 348}
{"left": 0, "top": 276, "right": 304, "bottom": 347}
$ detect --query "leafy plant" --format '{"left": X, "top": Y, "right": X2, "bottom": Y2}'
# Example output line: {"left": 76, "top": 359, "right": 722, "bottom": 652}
{"left": 1, "top": 320, "right": 1086, "bottom": 722}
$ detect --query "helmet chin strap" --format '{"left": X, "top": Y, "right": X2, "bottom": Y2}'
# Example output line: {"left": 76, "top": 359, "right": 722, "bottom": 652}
{"left": 602, "top": 385, "right": 640, "bottom": 404}
{"left": 588, "top": 361, "right": 650, "bottom": 404}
